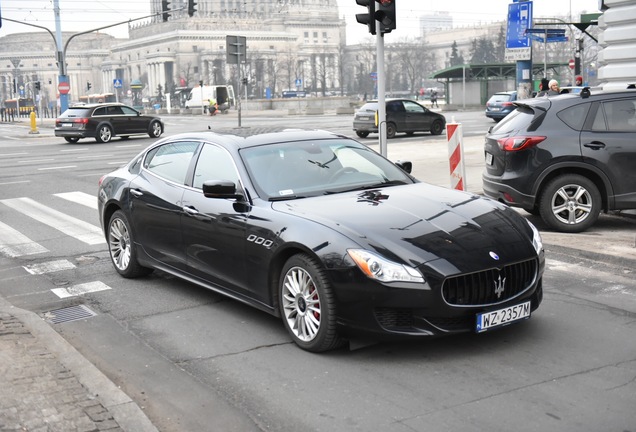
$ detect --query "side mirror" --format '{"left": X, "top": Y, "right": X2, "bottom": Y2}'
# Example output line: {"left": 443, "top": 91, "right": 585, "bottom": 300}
{"left": 202, "top": 180, "right": 244, "bottom": 200}
{"left": 395, "top": 160, "right": 412, "bottom": 174}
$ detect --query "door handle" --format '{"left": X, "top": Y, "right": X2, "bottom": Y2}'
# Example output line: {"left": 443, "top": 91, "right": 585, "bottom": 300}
{"left": 183, "top": 206, "right": 200, "bottom": 215}
{"left": 129, "top": 189, "right": 143, "bottom": 197}
{"left": 583, "top": 141, "right": 605, "bottom": 150}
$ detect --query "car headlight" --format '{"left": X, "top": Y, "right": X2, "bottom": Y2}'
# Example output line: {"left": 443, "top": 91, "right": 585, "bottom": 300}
{"left": 527, "top": 220, "right": 543, "bottom": 255}
{"left": 347, "top": 249, "right": 425, "bottom": 283}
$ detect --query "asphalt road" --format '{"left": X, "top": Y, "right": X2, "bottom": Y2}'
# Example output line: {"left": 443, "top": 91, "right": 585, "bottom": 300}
{"left": 1, "top": 111, "right": 635, "bottom": 431}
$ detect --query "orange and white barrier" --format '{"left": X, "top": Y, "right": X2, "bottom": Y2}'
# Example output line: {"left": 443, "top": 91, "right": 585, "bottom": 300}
{"left": 446, "top": 120, "right": 466, "bottom": 191}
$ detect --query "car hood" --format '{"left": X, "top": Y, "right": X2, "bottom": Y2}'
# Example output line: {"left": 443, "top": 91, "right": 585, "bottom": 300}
{"left": 272, "top": 183, "right": 536, "bottom": 276}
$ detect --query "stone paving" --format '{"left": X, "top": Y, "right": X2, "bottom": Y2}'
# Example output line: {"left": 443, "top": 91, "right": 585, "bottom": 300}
{"left": 0, "top": 312, "right": 124, "bottom": 432}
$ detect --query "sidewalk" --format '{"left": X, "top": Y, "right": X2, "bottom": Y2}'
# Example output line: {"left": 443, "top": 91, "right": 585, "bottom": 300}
{"left": 0, "top": 296, "right": 157, "bottom": 432}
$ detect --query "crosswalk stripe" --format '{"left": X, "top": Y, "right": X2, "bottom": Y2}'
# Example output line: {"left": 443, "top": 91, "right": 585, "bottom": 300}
{"left": 24, "top": 259, "right": 76, "bottom": 275}
{"left": 51, "top": 281, "right": 111, "bottom": 299}
{"left": 0, "top": 197, "right": 105, "bottom": 245}
{"left": 0, "top": 220, "right": 49, "bottom": 257}
{"left": 54, "top": 191, "right": 98, "bottom": 210}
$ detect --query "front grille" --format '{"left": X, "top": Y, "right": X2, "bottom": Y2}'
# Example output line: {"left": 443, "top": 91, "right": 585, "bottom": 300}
{"left": 442, "top": 258, "right": 537, "bottom": 307}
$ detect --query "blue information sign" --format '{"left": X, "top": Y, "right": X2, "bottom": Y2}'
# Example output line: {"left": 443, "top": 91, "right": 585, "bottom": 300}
{"left": 506, "top": 1, "right": 532, "bottom": 49}
{"left": 113, "top": 78, "right": 123, "bottom": 89}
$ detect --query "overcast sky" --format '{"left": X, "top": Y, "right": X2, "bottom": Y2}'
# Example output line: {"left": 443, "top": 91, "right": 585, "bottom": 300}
{"left": 1, "top": 0, "right": 601, "bottom": 44}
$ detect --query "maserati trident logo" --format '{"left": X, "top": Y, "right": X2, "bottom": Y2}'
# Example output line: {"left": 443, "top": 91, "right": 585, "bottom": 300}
{"left": 494, "top": 274, "right": 506, "bottom": 298}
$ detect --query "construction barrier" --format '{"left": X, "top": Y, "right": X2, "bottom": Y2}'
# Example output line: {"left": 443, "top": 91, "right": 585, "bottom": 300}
{"left": 446, "top": 120, "right": 466, "bottom": 191}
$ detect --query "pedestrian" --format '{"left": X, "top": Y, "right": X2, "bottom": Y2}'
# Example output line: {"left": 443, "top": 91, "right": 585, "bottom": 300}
{"left": 430, "top": 89, "right": 439, "bottom": 108}
{"left": 547, "top": 79, "right": 560, "bottom": 96}
{"left": 208, "top": 98, "right": 218, "bottom": 116}
{"left": 575, "top": 75, "right": 583, "bottom": 86}
{"left": 536, "top": 78, "right": 550, "bottom": 97}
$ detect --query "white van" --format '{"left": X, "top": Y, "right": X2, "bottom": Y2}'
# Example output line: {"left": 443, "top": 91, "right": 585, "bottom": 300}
{"left": 185, "top": 85, "right": 235, "bottom": 111}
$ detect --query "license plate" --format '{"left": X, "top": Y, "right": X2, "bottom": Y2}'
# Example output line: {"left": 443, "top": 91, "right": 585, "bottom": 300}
{"left": 62, "top": 123, "right": 73, "bottom": 127}
{"left": 490, "top": 107, "right": 500, "bottom": 111}
{"left": 485, "top": 152, "right": 494, "bottom": 165}
{"left": 476, "top": 301, "right": 531, "bottom": 332}
{"left": 358, "top": 116, "right": 370, "bottom": 121}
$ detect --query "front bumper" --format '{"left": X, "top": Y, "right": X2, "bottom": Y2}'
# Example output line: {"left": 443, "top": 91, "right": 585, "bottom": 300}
{"left": 330, "top": 257, "right": 544, "bottom": 339}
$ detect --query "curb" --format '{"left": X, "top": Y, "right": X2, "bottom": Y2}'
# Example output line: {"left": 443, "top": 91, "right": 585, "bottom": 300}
{"left": 0, "top": 296, "right": 158, "bottom": 432}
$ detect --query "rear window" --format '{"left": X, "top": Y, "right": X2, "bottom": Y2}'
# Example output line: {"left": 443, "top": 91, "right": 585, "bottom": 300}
{"left": 59, "top": 108, "right": 91, "bottom": 118}
{"left": 490, "top": 106, "right": 536, "bottom": 134}
{"left": 359, "top": 102, "right": 379, "bottom": 111}
{"left": 488, "top": 94, "right": 513, "bottom": 103}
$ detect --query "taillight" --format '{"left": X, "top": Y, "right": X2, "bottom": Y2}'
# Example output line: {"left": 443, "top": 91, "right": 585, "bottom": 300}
{"left": 98, "top": 175, "right": 106, "bottom": 187}
{"left": 497, "top": 136, "right": 546, "bottom": 151}
{"left": 74, "top": 118, "right": 89, "bottom": 124}
{"left": 501, "top": 102, "right": 513, "bottom": 107}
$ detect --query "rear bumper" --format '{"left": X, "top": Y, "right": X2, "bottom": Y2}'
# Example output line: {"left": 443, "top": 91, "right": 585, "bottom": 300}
{"left": 482, "top": 173, "right": 536, "bottom": 209}
{"left": 54, "top": 129, "right": 90, "bottom": 138}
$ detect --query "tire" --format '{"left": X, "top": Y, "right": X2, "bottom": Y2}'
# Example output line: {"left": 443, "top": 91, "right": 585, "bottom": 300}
{"left": 430, "top": 119, "right": 444, "bottom": 135}
{"left": 538, "top": 174, "right": 601, "bottom": 233}
{"left": 107, "top": 210, "right": 152, "bottom": 278}
{"left": 279, "top": 254, "right": 343, "bottom": 352}
{"left": 148, "top": 120, "right": 163, "bottom": 138}
{"left": 386, "top": 122, "right": 397, "bottom": 139}
{"left": 96, "top": 124, "right": 113, "bottom": 143}
{"left": 64, "top": 137, "right": 80, "bottom": 143}
{"left": 355, "top": 131, "right": 370, "bottom": 138}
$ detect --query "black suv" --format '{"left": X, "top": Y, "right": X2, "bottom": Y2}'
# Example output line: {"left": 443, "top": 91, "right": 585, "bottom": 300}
{"left": 483, "top": 87, "right": 636, "bottom": 233}
{"left": 55, "top": 103, "right": 164, "bottom": 143}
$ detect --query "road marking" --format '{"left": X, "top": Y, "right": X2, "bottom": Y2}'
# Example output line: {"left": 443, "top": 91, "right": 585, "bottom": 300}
{"left": 0, "top": 197, "right": 105, "bottom": 245}
{"left": 19, "top": 159, "right": 56, "bottom": 163}
{"left": 37, "top": 165, "right": 78, "bottom": 171}
{"left": 108, "top": 161, "right": 128, "bottom": 165}
{"left": 54, "top": 191, "right": 98, "bottom": 210}
{"left": 51, "top": 281, "right": 111, "bottom": 299}
{"left": 60, "top": 148, "right": 89, "bottom": 152}
{"left": 24, "top": 259, "right": 76, "bottom": 275}
{"left": 0, "top": 180, "right": 30, "bottom": 186}
{"left": 0, "top": 220, "right": 49, "bottom": 257}
{"left": 0, "top": 152, "right": 29, "bottom": 156}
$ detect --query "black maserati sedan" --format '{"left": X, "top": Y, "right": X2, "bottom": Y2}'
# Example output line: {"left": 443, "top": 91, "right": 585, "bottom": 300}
{"left": 98, "top": 128, "right": 545, "bottom": 352}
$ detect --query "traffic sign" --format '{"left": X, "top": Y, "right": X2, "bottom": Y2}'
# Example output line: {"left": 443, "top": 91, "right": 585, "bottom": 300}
{"left": 113, "top": 78, "right": 123, "bottom": 88}
{"left": 505, "top": 1, "right": 533, "bottom": 61}
{"left": 58, "top": 82, "right": 70, "bottom": 95}
{"left": 569, "top": 59, "right": 575, "bottom": 69}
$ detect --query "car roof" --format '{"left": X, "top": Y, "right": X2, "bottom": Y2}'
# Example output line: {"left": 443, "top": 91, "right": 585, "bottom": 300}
{"left": 68, "top": 103, "right": 127, "bottom": 109}
{"left": 159, "top": 127, "right": 347, "bottom": 150}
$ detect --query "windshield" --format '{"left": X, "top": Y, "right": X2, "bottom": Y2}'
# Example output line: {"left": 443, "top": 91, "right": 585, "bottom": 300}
{"left": 241, "top": 139, "right": 414, "bottom": 200}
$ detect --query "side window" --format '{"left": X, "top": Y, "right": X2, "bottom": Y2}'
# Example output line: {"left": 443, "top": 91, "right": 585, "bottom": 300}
{"left": 192, "top": 144, "right": 239, "bottom": 189}
{"left": 387, "top": 101, "right": 401, "bottom": 113}
{"left": 605, "top": 99, "right": 636, "bottom": 131}
{"left": 557, "top": 103, "right": 590, "bottom": 130}
{"left": 403, "top": 101, "right": 424, "bottom": 113}
{"left": 93, "top": 107, "right": 106, "bottom": 116}
{"left": 121, "top": 106, "right": 138, "bottom": 116}
{"left": 144, "top": 141, "right": 198, "bottom": 184}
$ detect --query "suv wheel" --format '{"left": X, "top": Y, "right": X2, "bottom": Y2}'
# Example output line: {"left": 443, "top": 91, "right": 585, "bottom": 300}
{"left": 539, "top": 174, "right": 601, "bottom": 233}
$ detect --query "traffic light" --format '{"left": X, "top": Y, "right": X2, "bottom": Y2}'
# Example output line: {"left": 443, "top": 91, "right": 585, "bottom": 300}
{"left": 35, "top": 81, "right": 41, "bottom": 91}
{"left": 355, "top": 0, "right": 376, "bottom": 35}
{"left": 188, "top": 0, "right": 197, "bottom": 17}
{"left": 375, "top": 0, "right": 396, "bottom": 34}
{"left": 161, "top": 0, "right": 171, "bottom": 22}
{"left": 87, "top": 81, "right": 92, "bottom": 91}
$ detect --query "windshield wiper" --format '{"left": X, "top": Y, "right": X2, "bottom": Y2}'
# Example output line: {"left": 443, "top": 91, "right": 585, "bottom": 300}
{"left": 269, "top": 195, "right": 306, "bottom": 201}
{"left": 325, "top": 180, "right": 408, "bottom": 194}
